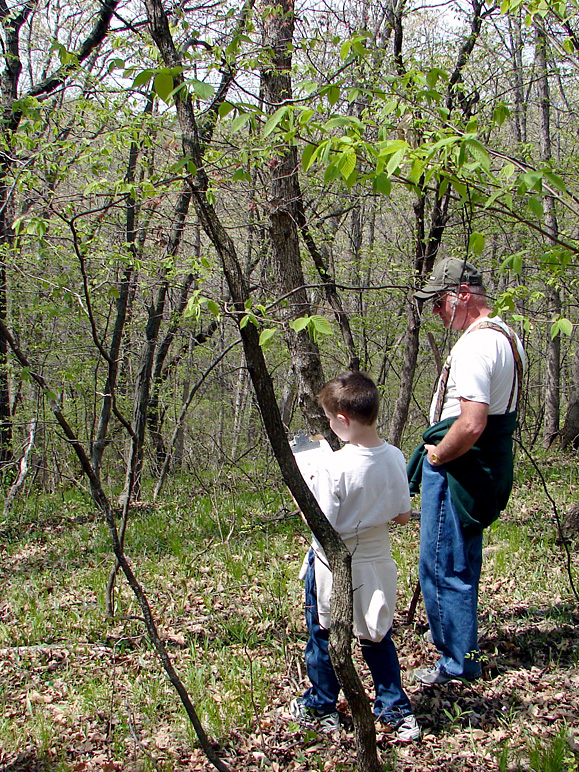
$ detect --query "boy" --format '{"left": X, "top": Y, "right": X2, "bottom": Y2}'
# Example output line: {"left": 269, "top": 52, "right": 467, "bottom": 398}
{"left": 290, "top": 371, "right": 419, "bottom": 741}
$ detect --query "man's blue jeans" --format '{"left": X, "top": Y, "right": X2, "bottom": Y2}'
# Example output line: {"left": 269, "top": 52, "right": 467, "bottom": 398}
{"left": 419, "top": 459, "right": 483, "bottom": 679}
{"left": 301, "top": 549, "right": 412, "bottom": 723}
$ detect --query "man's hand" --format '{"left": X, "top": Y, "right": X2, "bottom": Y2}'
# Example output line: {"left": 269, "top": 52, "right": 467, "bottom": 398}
{"left": 426, "top": 398, "right": 488, "bottom": 465}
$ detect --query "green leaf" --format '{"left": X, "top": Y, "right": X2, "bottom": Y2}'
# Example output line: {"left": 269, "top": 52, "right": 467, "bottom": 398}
{"left": 550, "top": 318, "right": 573, "bottom": 339}
{"left": 324, "top": 161, "right": 341, "bottom": 184}
{"left": 451, "top": 179, "right": 467, "bottom": 201}
{"left": 468, "top": 232, "right": 485, "bottom": 255}
{"left": 483, "top": 188, "right": 504, "bottom": 210}
{"left": 231, "top": 112, "right": 251, "bottom": 133}
{"left": 259, "top": 328, "right": 277, "bottom": 347}
{"left": 133, "top": 70, "right": 154, "bottom": 89}
{"left": 290, "top": 316, "right": 310, "bottom": 333}
{"left": 310, "top": 315, "right": 333, "bottom": 336}
{"left": 154, "top": 72, "right": 174, "bottom": 103}
{"left": 382, "top": 100, "right": 398, "bottom": 115}
{"left": 543, "top": 171, "right": 567, "bottom": 193}
{"left": 190, "top": 79, "right": 215, "bottom": 100}
{"left": 512, "top": 253, "right": 524, "bottom": 274}
{"left": 263, "top": 106, "right": 288, "bottom": 138}
{"left": 302, "top": 143, "right": 316, "bottom": 171}
{"left": 372, "top": 173, "right": 391, "bottom": 196}
{"left": 207, "top": 300, "right": 220, "bottom": 317}
{"left": 340, "top": 40, "right": 352, "bottom": 60}
{"left": 338, "top": 149, "right": 356, "bottom": 180}
{"left": 407, "top": 159, "right": 425, "bottom": 185}
{"left": 500, "top": 162, "right": 516, "bottom": 180}
{"left": 465, "top": 139, "right": 490, "bottom": 171}
{"left": 386, "top": 148, "right": 405, "bottom": 176}
{"left": 426, "top": 68, "right": 446, "bottom": 89}
{"left": 232, "top": 168, "right": 251, "bottom": 182}
{"left": 520, "top": 170, "right": 543, "bottom": 194}
{"left": 218, "top": 101, "right": 235, "bottom": 118}
{"left": 327, "top": 85, "right": 340, "bottom": 105}
{"left": 493, "top": 103, "right": 510, "bottom": 126}
{"left": 527, "top": 196, "right": 544, "bottom": 218}
{"left": 324, "top": 116, "right": 363, "bottom": 130}
{"left": 303, "top": 140, "right": 329, "bottom": 171}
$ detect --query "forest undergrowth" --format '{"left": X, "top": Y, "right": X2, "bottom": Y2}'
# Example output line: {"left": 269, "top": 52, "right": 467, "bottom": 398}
{"left": 1, "top": 455, "right": 578, "bottom": 772}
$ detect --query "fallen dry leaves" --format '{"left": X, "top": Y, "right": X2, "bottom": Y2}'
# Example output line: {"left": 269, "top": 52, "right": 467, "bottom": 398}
{"left": 1, "top": 503, "right": 578, "bottom": 771}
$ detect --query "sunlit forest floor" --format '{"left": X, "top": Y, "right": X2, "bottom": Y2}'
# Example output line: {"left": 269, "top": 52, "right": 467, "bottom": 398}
{"left": 1, "top": 455, "right": 578, "bottom": 771}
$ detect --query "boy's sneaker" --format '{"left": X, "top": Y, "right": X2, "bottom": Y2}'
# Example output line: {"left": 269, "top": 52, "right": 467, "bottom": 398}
{"left": 394, "top": 714, "right": 421, "bottom": 742}
{"left": 289, "top": 697, "right": 340, "bottom": 733}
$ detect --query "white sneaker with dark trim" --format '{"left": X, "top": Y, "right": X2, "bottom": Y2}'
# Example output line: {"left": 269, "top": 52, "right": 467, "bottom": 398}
{"left": 289, "top": 697, "right": 340, "bottom": 733}
{"left": 394, "top": 714, "right": 421, "bottom": 742}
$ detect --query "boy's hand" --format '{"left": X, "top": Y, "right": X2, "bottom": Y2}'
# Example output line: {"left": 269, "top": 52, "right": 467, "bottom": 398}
{"left": 393, "top": 510, "right": 411, "bottom": 525}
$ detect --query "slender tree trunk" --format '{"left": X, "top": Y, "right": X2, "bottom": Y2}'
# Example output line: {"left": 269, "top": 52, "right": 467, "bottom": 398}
{"left": 231, "top": 349, "right": 248, "bottom": 459}
{"left": 120, "top": 187, "right": 192, "bottom": 503}
{"left": 509, "top": 11, "right": 527, "bottom": 145}
{"left": 92, "top": 94, "right": 155, "bottom": 477}
{"left": 561, "top": 340, "right": 579, "bottom": 450}
{"left": 536, "top": 25, "right": 561, "bottom": 448}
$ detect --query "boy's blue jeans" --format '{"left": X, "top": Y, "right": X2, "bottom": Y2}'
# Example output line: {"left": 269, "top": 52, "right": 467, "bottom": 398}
{"left": 418, "top": 459, "right": 483, "bottom": 679}
{"left": 301, "top": 549, "right": 412, "bottom": 723}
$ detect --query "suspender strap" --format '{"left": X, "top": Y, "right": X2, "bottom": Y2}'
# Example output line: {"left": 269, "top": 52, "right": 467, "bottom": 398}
{"left": 433, "top": 358, "right": 451, "bottom": 424}
{"left": 432, "top": 321, "right": 523, "bottom": 422}
{"left": 474, "top": 321, "right": 524, "bottom": 413}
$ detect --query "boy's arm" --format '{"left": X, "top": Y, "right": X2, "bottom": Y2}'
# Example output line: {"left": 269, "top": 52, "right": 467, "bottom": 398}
{"left": 392, "top": 510, "right": 411, "bottom": 525}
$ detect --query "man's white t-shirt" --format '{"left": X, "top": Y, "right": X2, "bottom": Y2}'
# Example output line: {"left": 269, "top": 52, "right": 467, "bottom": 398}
{"left": 429, "top": 316, "right": 526, "bottom": 424}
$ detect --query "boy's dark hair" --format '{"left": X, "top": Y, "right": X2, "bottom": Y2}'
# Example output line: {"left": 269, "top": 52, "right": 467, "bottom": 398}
{"left": 318, "top": 371, "right": 379, "bottom": 426}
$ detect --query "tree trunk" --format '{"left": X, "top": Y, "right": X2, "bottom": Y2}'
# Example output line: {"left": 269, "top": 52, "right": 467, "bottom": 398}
{"left": 92, "top": 94, "right": 155, "bottom": 478}
{"left": 536, "top": 25, "right": 561, "bottom": 448}
{"left": 561, "top": 339, "right": 579, "bottom": 450}
{"left": 120, "top": 187, "right": 192, "bottom": 503}
{"left": 261, "top": 3, "right": 334, "bottom": 442}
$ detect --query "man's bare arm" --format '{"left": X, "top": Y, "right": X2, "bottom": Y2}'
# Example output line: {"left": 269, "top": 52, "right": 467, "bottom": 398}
{"left": 425, "top": 398, "right": 488, "bottom": 466}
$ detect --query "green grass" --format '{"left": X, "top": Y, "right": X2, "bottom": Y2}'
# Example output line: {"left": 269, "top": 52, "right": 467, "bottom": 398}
{"left": 1, "top": 457, "right": 578, "bottom": 769}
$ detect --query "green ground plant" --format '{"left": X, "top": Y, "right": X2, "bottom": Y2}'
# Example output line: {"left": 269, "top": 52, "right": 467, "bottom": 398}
{"left": 0, "top": 454, "right": 578, "bottom": 770}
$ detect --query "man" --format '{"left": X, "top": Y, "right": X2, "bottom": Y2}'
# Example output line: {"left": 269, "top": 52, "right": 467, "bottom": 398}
{"left": 409, "top": 257, "right": 525, "bottom": 685}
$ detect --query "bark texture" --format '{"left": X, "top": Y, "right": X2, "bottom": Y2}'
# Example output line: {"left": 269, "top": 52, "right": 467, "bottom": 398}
{"left": 261, "top": 3, "right": 331, "bottom": 440}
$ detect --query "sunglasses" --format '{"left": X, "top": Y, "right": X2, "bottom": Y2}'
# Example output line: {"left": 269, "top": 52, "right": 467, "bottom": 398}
{"left": 432, "top": 294, "right": 446, "bottom": 311}
{"left": 433, "top": 291, "right": 458, "bottom": 311}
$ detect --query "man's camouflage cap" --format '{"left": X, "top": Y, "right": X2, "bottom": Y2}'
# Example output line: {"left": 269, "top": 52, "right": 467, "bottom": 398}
{"left": 414, "top": 257, "right": 484, "bottom": 301}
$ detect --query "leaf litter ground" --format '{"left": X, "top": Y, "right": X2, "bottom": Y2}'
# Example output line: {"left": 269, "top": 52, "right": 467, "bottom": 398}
{"left": 1, "top": 479, "right": 578, "bottom": 771}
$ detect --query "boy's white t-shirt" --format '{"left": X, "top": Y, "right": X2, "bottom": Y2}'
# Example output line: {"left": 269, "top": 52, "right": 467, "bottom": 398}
{"left": 310, "top": 441, "right": 411, "bottom": 539}
{"left": 304, "top": 440, "right": 411, "bottom": 641}
{"left": 429, "top": 316, "right": 526, "bottom": 423}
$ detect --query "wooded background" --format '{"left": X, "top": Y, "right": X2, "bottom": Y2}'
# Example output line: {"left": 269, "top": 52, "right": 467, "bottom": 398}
{"left": 0, "top": 0, "right": 577, "bottom": 508}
